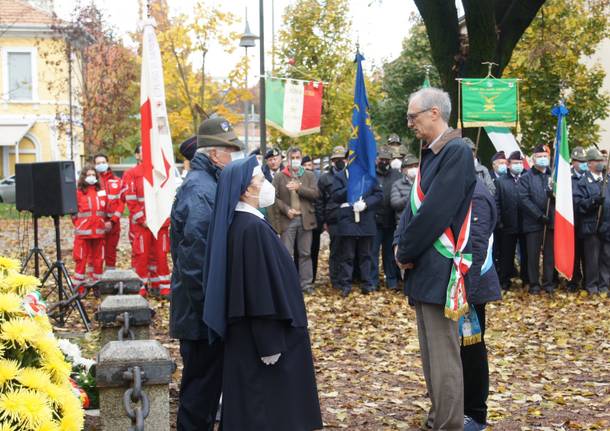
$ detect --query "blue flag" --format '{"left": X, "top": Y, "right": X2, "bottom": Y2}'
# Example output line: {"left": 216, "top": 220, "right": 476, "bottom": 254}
{"left": 347, "top": 53, "right": 377, "bottom": 204}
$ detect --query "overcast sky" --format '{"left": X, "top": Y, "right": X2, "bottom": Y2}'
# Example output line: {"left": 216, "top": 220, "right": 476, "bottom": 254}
{"left": 54, "top": 0, "right": 427, "bottom": 80}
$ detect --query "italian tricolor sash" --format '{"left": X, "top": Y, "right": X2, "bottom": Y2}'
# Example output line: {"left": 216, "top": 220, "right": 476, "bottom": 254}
{"left": 410, "top": 169, "right": 472, "bottom": 320}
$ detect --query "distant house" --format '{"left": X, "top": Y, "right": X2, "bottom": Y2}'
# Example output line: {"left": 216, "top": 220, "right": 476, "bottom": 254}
{"left": 0, "top": 0, "right": 83, "bottom": 178}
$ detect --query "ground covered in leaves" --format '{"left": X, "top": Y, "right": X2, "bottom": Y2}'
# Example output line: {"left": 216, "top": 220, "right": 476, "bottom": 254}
{"left": 2, "top": 214, "right": 609, "bottom": 430}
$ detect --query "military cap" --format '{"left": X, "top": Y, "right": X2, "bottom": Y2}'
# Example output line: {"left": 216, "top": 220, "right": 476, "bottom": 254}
{"left": 532, "top": 144, "right": 550, "bottom": 154}
{"left": 179, "top": 136, "right": 197, "bottom": 161}
{"left": 490, "top": 151, "right": 507, "bottom": 163}
{"left": 387, "top": 133, "right": 401, "bottom": 145}
{"left": 508, "top": 151, "right": 524, "bottom": 161}
{"left": 377, "top": 145, "right": 393, "bottom": 160}
{"left": 402, "top": 154, "right": 419, "bottom": 167}
{"left": 330, "top": 146, "right": 347, "bottom": 160}
{"left": 265, "top": 148, "right": 281, "bottom": 159}
{"left": 586, "top": 147, "right": 604, "bottom": 162}
{"left": 196, "top": 116, "right": 245, "bottom": 150}
{"left": 571, "top": 146, "right": 587, "bottom": 162}
{"left": 301, "top": 155, "right": 313, "bottom": 164}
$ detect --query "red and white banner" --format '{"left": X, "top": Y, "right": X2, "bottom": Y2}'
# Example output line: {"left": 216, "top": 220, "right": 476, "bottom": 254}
{"left": 140, "top": 19, "right": 177, "bottom": 238}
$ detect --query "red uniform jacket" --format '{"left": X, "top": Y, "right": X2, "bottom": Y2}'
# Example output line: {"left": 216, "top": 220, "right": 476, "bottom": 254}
{"left": 123, "top": 164, "right": 169, "bottom": 228}
{"left": 73, "top": 186, "right": 107, "bottom": 239}
{"left": 98, "top": 170, "right": 125, "bottom": 224}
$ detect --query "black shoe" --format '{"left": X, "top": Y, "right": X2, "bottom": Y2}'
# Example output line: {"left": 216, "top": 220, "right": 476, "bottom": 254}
{"left": 302, "top": 286, "right": 314, "bottom": 295}
{"left": 341, "top": 288, "right": 351, "bottom": 298}
{"left": 543, "top": 286, "right": 555, "bottom": 295}
{"left": 529, "top": 286, "right": 541, "bottom": 295}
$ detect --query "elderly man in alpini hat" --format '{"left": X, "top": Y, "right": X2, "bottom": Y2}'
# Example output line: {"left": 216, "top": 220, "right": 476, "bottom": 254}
{"left": 169, "top": 116, "right": 245, "bottom": 430}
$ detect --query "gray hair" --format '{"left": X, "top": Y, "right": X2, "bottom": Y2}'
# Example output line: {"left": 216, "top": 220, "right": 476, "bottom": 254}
{"left": 287, "top": 146, "right": 302, "bottom": 157}
{"left": 408, "top": 87, "right": 452, "bottom": 123}
{"left": 196, "top": 146, "right": 220, "bottom": 156}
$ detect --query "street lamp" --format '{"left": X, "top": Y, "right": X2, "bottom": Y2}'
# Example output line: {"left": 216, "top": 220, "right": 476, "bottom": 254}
{"left": 239, "top": 12, "right": 258, "bottom": 150}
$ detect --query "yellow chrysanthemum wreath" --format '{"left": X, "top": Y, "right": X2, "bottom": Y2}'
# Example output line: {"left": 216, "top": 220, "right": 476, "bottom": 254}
{"left": 0, "top": 257, "right": 84, "bottom": 430}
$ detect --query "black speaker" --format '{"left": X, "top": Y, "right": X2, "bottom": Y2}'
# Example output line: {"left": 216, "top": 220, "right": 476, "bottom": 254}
{"left": 16, "top": 161, "right": 77, "bottom": 216}
{"left": 16, "top": 163, "right": 35, "bottom": 212}
{"left": 32, "top": 161, "right": 77, "bottom": 217}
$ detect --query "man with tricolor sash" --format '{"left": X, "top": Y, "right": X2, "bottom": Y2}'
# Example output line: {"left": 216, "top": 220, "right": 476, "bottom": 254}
{"left": 394, "top": 87, "right": 476, "bottom": 430}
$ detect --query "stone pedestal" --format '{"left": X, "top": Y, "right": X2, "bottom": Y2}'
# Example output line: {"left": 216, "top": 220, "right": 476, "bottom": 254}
{"left": 96, "top": 295, "right": 152, "bottom": 347}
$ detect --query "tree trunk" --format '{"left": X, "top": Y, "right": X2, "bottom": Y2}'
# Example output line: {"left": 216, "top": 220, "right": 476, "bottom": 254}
{"left": 413, "top": 0, "right": 546, "bottom": 127}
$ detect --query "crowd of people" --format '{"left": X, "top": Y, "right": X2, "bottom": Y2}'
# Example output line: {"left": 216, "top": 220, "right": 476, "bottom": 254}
{"left": 69, "top": 86, "right": 608, "bottom": 431}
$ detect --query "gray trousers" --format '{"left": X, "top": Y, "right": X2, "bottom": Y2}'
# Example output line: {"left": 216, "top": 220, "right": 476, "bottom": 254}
{"left": 415, "top": 302, "right": 464, "bottom": 431}
{"left": 281, "top": 216, "right": 313, "bottom": 289}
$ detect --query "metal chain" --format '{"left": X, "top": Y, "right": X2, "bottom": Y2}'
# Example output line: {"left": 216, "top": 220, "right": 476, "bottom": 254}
{"left": 117, "top": 311, "right": 135, "bottom": 341}
{"left": 118, "top": 281, "right": 125, "bottom": 295}
{"left": 123, "top": 366, "right": 150, "bottom": 431}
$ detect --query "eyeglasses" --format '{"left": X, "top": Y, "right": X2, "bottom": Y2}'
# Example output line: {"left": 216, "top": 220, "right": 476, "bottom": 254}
{"left": 406, "top": 108, "right": 432, "bottom": 122}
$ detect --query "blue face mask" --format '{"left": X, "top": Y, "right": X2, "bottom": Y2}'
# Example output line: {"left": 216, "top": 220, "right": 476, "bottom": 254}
{"left": 510, "top": 164, "right": 524, "bottom": 175}
{"left": 579, "top": 162, "right": 588, "bottom": 172}
{"left": 95, "top": 163, "right": 108, "bottom": 173}
{"left": 496, "top": 165, "right": 508, "bottom": 175}
{"left": 535, "top": 156, "right": 550, "bottom": 168}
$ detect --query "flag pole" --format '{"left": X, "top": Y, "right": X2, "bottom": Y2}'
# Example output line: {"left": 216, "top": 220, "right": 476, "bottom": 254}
{"left": 542, "top": 99, "right": 562, "bottom": 254}
{"left": 259, "top": 0, "right": 267, "bottom": 156}
{"left": 596, "top": 149, "right": 610, "bottom": 230}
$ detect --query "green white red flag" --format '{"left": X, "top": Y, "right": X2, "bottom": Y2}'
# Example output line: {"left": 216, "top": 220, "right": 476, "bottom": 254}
{"left": 265, "top": 78, "right": 324, "bottom": 138}
{"left": 552, "top": 104, "right": 574, "bottom": 279}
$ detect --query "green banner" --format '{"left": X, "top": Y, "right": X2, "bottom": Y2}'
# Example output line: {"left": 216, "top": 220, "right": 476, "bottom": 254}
{"left": 461, "top": 78, "right": 518, "bottom": 128}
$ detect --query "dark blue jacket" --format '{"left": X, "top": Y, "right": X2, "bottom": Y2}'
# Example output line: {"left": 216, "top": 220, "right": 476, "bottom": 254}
{"left": 468, "top": 178, "right": 502, "bottom": 304}
{"left": 518, "top": 166, "right": 554, "bottom": 233}
{"left": 375, "top": 167, "right": 402, "bottom": 229}
{"left": 394, "top": 129, "right": 476, "bottom": 305}
{"left": 573, "top": 172, "right": 604, "bottom": 238}
{"left": 169, "top": 153, "right": 220, "bottom": 340}
{"left": 495, "top": 171, "right": 524, "bottom": 234}
{"left": 317, "top": 167, "right": 345, "bottom": 229}
{"left": 595, "top": 177, "right": 610, "bottom": 242}
{"left": 262, "top": 163, "right": 283, "bottom": 183}
{"left": 329, "top": 170, "right": 383, "bottom": 237}
{"left": 571, "top": 168, "right": 585, "bottom": 232}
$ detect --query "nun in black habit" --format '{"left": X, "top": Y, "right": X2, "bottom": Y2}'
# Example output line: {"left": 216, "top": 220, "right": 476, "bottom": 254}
{"left": 203, "top": 156, "right": 322, "bottom": 431}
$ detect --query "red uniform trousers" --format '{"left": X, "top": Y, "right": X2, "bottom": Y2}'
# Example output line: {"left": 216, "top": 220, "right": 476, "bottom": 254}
{"left": 73, "top": 238, "right": 104, "bottom": 285}
{"left": 104, "top": 222, "right": 121, "bottom": 270}
{"left": 131, "top": 223, "right": 170, "bottom": 296}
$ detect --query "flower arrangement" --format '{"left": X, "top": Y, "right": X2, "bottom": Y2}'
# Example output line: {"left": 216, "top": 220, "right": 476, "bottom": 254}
{"left": 57, "top": 339, "right": 98, "bottom": 410}
{"left": 0, "top": 257, "right": 85, "bottom": 430}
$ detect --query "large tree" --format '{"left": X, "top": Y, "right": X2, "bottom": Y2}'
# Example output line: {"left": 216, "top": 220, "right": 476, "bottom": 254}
{"left": 414, "top": 0, "right": 547, "bottom": 126}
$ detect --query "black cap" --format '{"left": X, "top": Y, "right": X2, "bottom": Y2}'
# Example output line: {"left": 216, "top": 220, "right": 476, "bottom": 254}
{"left": 532, "top": 144, "right": 550, "bottom": 154}
{"left": 265, "top": 148, "right": 281, "bottom": 159}
{"left": 249, "top": 148, "right": 261, "bottom": 156}
{"left": 490, "top": 151, "right": 507, "bottom": 163}
{"left": 301, "top": 155, "right": 312, "bottom": 164}
{"left": 179, "top": 136, "right": 197, "bottom": 161}
{"left": 196, "top": 117, "right": 245, "bottom": 150}
{"left": 508, "top": 151, "right": 524, "bottom": 161}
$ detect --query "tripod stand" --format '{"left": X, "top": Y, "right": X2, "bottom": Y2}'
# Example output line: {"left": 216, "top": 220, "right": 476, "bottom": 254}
{"left": 21, "top": 215, "right": 53, "bottom": 278}
{"left": 22, "top": 214, "right": 91, "bottom": 331}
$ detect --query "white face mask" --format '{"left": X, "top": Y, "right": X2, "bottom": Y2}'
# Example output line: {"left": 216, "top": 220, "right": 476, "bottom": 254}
{"left": 290, "top": 159, "right": 302, "bottom": 169}
{"left": 406, "top": 167, "right": 418, "bottom": 180}
{"left": 258, "top": 179, "right": 276, "bottom": 208}
{"left": 390, "top": 159, "right": 402, "bottom": 170}
{"left": 85, "top": 175, "right": 97, "bottom": 185}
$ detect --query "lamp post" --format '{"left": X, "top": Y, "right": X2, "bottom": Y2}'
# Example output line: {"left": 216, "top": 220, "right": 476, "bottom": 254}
{"left": 239, "top": 12, "right": 258, "bottom": 150}
{"left": 258, "top": 0, "right": 267, "bottom": 155}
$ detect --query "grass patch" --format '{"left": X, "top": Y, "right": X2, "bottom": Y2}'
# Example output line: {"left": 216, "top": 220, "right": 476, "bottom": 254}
{"left": 0, "top": 203, "right": 20, "bottom": 220}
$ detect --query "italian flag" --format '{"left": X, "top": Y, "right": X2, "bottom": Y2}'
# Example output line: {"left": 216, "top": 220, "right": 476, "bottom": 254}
{"left": 265, "top": 78, "right": 323, "bottom": 138}
{"left": 552, "top": 105, "right": 574, "bottom": 280}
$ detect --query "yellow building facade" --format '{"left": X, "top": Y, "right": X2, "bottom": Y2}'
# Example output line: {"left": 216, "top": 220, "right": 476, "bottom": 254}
{"left": 0, "top": 0, "right": 83, "bottom": 178}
